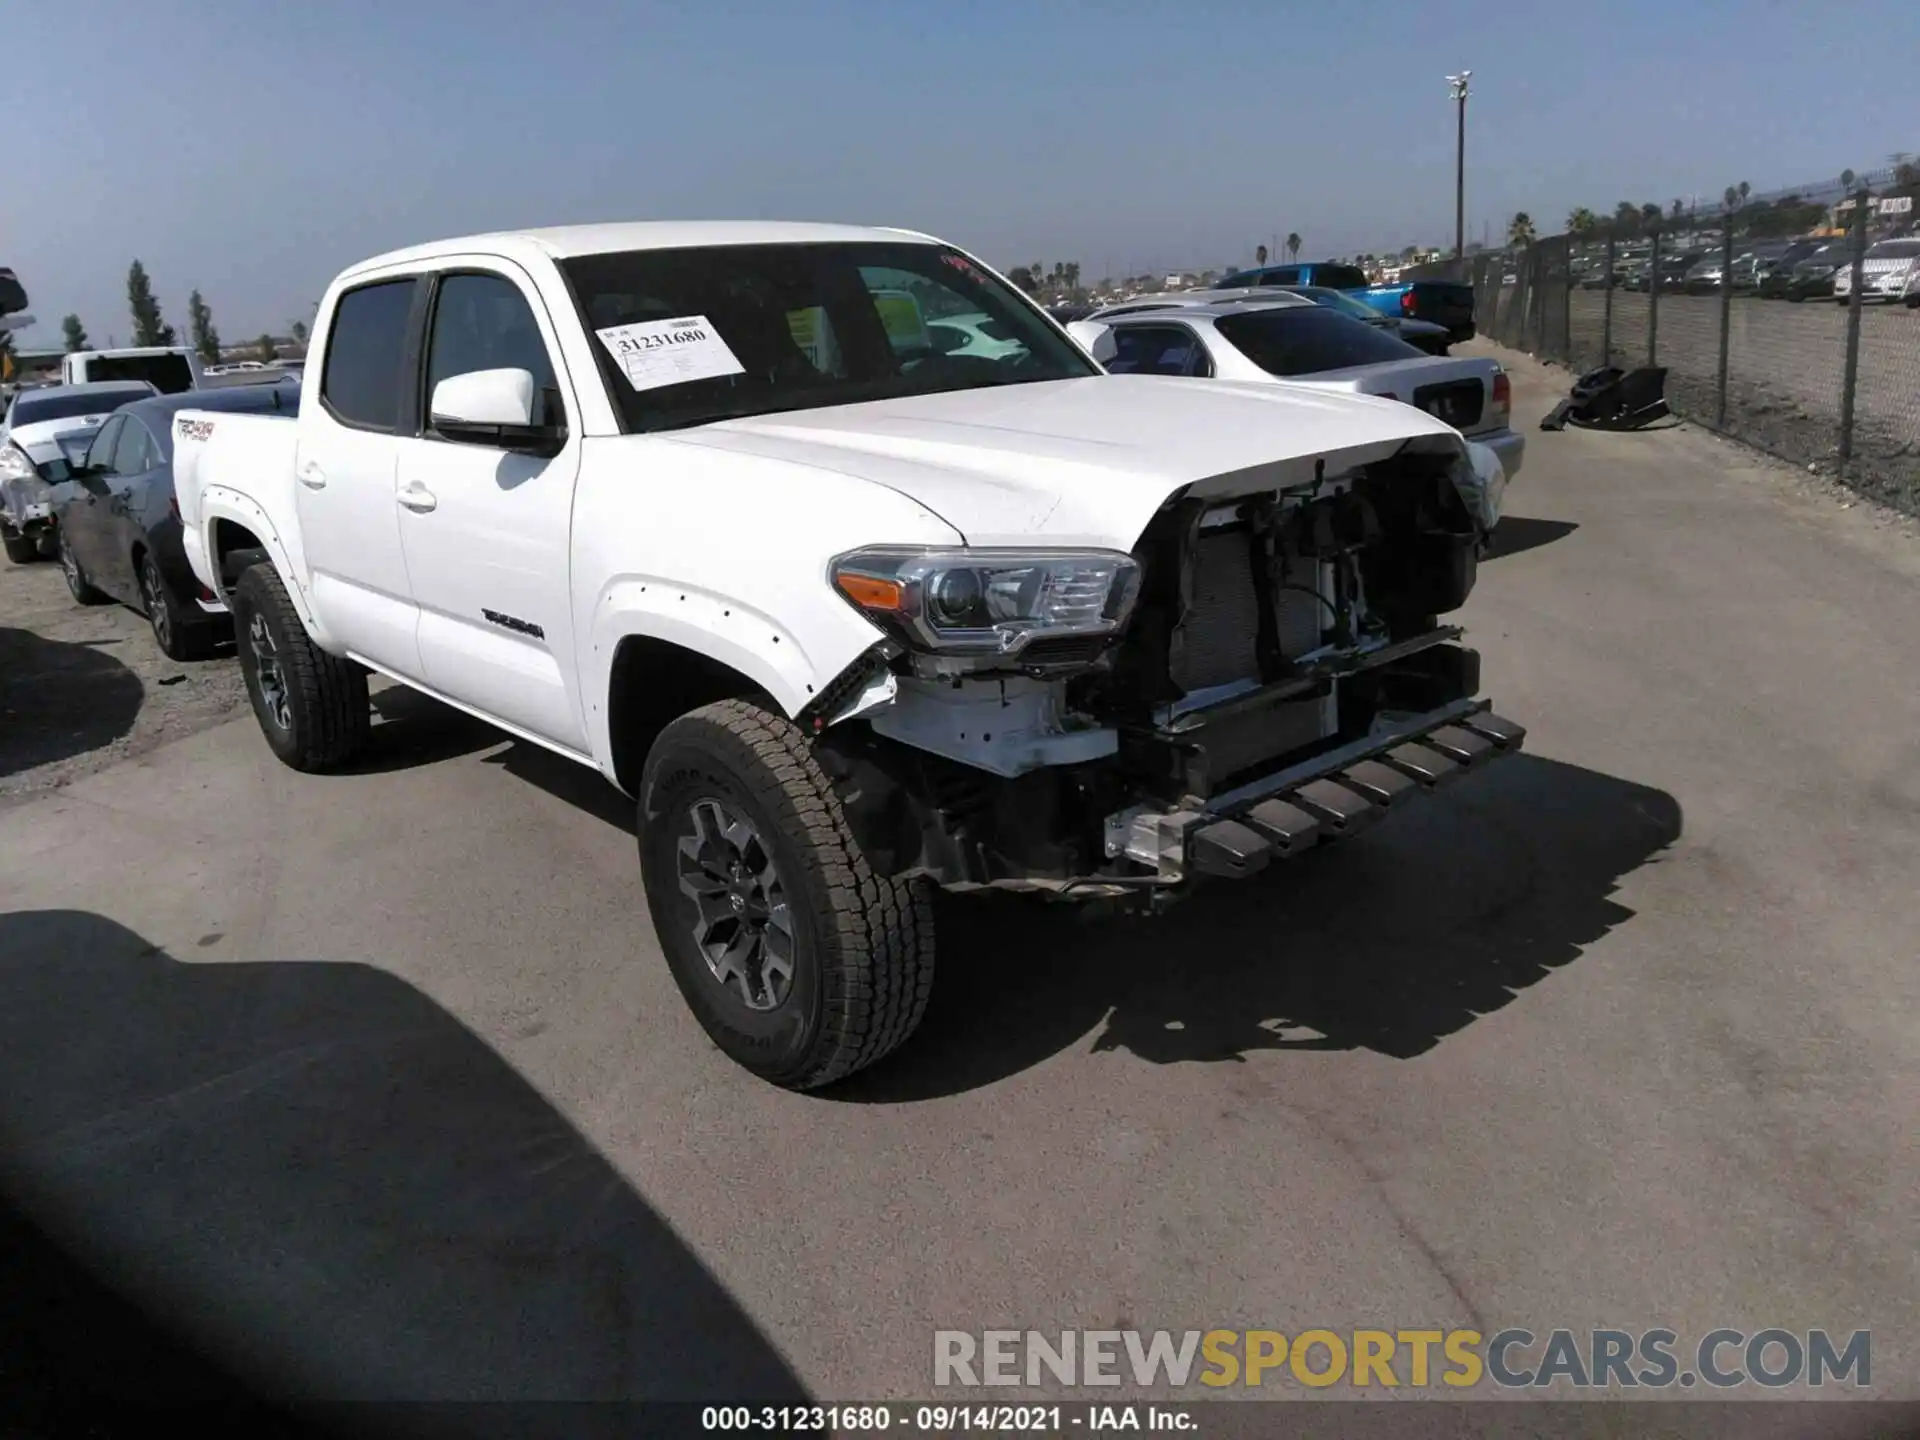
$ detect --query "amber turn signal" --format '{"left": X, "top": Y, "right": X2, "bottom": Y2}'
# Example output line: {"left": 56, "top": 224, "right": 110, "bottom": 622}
{"left": 835, "top": 573, "right": 905, "bottom": 611}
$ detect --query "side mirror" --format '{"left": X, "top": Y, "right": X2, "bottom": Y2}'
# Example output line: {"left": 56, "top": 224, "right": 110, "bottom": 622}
{"left": 429, "top": 368, "right": 563, "bottom": 453}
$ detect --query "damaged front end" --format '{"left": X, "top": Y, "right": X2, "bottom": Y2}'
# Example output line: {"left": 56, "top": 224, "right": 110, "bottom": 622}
{"left": 805, "top": 440, "right": 1522, "bottom": 902}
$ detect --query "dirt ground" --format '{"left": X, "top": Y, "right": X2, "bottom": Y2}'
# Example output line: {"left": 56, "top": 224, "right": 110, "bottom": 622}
{"left": 0, "top": 551, "right": 247, "bottom": 809}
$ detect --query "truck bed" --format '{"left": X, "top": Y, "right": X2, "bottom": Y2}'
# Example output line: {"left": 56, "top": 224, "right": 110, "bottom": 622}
{"left": 170, "top": 408, "right": 302, "bottom": 597}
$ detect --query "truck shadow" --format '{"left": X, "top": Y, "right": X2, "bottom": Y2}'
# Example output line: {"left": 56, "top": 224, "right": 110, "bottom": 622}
{"left": 339, "top": 684, "right": 516, "bottom": 774}
{"left": 0, "top": 627, "right": 143, "bottom": 779}
{"left": 0, "top": 911, "right": 805, "bottom": 1432}
{"left": 833, "top": 754, "right": 1681, "bottom": 1102}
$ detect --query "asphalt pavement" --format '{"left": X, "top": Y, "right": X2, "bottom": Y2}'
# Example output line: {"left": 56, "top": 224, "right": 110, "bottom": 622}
{"left": 0, "top": 354, "right": 1916, "bottom": 1432}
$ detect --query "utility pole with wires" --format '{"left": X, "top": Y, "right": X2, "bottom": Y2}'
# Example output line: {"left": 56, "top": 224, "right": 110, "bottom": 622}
{"left": 1447, "top": 70, "right": 1471, "bottom": 259}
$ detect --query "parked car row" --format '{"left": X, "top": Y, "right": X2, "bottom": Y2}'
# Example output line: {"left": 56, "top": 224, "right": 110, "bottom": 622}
{"left": 130, "top": 219, "right": 1522, "bottom": 1090}
{"left": 1570, "top": 234, "right": 1919, "bottom": 306}
{"left": 2, "top": 380, "right": 161, "bottom": 561}
{"left": 2, "top": 373, "right": 302, "bottom": 657}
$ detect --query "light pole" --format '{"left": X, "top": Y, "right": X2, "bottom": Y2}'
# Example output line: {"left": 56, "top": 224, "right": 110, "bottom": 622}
{"left": 1447, "top": 71, "right": 1471, "bottom": 259}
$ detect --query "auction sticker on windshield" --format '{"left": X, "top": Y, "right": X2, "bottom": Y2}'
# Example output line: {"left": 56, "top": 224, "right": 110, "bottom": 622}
{"left": 595, "top": 315, "right": 746, "bottom": 392}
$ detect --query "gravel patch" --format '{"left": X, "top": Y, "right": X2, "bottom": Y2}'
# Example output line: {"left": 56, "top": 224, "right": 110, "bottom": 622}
{"left": 0, "top": 553, "right": 248, "bottom": 808}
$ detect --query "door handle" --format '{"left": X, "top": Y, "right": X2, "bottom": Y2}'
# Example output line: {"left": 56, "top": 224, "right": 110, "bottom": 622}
{"left": 397, "top": 483, "right": 438, "bottom": 514}
{"left": 296, "top": 462, "right": 327, "bottom": 490}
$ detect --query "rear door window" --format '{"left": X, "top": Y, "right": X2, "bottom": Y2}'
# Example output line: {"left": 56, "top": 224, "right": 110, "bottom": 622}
{"left": 321, "top": 279, "right": 418, "bottom": 431}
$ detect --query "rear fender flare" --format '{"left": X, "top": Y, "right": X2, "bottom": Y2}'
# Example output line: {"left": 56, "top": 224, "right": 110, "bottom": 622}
{"left": 196, "top": 486, "right": 333, "bottom": 646}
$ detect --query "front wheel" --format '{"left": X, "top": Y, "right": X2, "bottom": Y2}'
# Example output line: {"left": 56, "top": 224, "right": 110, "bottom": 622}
{"left": 58, "top": 528, "right": 109, "bottom": 604}
{"left": 639, "top": 699, "right": 935, "bottom": 1090}
{"left": 229, "top": 562, "right": 369, "bottom": 771}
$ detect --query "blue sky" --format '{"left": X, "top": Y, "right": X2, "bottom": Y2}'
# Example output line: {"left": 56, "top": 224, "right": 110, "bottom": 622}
{"left": 6, "top": 0, "right": 1913, "bottom": 343}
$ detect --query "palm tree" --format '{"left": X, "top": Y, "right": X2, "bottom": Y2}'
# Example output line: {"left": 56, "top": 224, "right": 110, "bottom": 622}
{"left": 1738, "top": 180, "right": 1751, "bottom": 206}
{"left": 1641, "top": 201, "right": 1663, "bottom": 230}
{"left": 1670, "top": 198, "right": 1685, "bottom": 227}
{"left": 1565, "top": 206, "right": 1598, "bottom": 236}
{"left": 1840, "top": 168, "right": 1857, "bottom": 192}
{"left": 1255, "top": 243, "right": 1268, "bottom": 266}
{"left": 1507, "top": 212, "right": 1536, "bottom": 248}
{"left": 1614, "top": 200, "right": 1640, "bottom": 236}
{"left": 1285, "top": 232, "right": 1302, "bottom": 262}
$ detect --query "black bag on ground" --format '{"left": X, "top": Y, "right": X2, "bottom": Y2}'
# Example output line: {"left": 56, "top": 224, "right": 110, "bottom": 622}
{"left": 1539, "top": 365, "right": 1670, "bottom": 432}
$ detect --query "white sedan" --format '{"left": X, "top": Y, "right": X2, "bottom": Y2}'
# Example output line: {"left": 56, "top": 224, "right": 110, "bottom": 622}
{"left": 1068, "top": 300, "right": 1523, "bottom": 481}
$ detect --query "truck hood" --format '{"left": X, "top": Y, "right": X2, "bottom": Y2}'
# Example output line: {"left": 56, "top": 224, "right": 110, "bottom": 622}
{"left": 662, "top": 375, "right": 1469, "bottom": 548}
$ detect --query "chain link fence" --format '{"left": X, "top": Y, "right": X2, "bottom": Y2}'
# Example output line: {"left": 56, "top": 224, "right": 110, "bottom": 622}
{"left": 1452, "top": 169, "right": 1920, "bottom": 516}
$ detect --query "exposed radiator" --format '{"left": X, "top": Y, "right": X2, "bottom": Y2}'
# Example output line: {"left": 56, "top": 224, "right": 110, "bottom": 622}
{"left": 1170, "top": 530, "right": 1327, "bottom": 693}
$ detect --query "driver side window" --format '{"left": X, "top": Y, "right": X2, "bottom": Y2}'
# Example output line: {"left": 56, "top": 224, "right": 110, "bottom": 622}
{"left": 424, "top": 272, "right": 563, "bottom": 431}
{"left": 111, "top": 419, "right": 156, "bottom": 475}
{"left": 84, "top": 417, "right": 124, "bottom": 475}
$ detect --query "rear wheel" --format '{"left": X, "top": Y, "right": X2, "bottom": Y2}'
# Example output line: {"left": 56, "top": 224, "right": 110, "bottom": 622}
{"left": 58, "top": 528, "right": 109, "bottom": 604}
{"left": 1, "top": 525, "right": 36, "bottom": 565}
{"left": 639, "top": 699, "right": 935, "bottom": 1090}
{"left": 230, "top": 562, "right": 369, "bottom": 771}
{"left": 139, "top": 550, "right": 216, "bottom": 661}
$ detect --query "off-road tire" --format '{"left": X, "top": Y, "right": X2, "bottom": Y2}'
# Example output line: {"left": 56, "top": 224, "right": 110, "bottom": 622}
{"left": 639, "top": 699, "right": 935, "bottom": 1090}
{"left": 140, "top": 551, "right": 217, "bottom": 661}
{"left": 230, "top": 562, "right": 369, "bottom": 771}
{"left": 57, "top": 528, "right": 109, "bottom": 604}
{"left": 2, "top": 525, "right": 36, "bottom": 564}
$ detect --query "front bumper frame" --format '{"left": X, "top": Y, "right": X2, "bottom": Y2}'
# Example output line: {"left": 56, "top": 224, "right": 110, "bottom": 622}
{"left": 1103, "top": 697, "right": 1524, "bottom": 884}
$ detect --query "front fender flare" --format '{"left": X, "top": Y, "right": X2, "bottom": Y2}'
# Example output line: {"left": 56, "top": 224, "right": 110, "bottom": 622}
{"left": 580, "top": 577, "right": 883, "bottom": 775}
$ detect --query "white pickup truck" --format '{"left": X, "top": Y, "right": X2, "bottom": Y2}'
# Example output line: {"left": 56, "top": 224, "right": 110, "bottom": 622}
{"left": 174, "top": 220, "right": 1525, "bottom": 1089}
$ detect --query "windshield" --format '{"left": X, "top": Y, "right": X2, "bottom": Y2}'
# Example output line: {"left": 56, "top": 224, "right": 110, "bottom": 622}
{"left": 1213, "top": 307, "right": 1422, "bottom": 376}
{"left": 9, "top": 386, "right": 154, "bottom": 427}
{"left": 84, "top": 353, "right": 194, "bottom": 394}
{"left": 1867, "top": 239, "right": 1920, "bottom": 258}
{"left": 559, "top": 241, "right": 1100, "bottom": 434}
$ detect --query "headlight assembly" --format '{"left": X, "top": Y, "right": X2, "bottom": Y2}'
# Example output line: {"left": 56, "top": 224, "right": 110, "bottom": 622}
{"left": 0, "top": 443, "right": 36, "bottom": 482}
{"left": 831, "top": 546, "right": 1140, "bottom": 658}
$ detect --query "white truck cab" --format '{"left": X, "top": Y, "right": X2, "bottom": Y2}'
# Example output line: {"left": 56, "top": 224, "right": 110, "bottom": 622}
{"left": 62, "top": 346, "right": 203, "bottom": 395}
{"left": 172, "top": 220, "right": 1524, "bottom": 1089}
